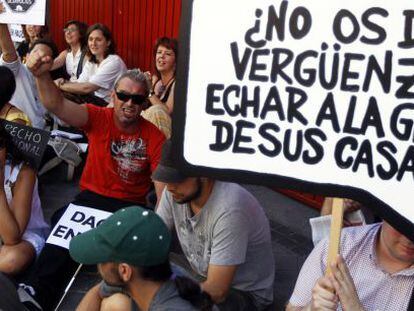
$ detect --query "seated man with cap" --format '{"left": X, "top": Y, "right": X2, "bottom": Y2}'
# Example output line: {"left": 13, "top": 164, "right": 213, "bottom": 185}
{"left": 70, "top": 206, "right": 211, "bottom": 311}
{"left": 152, "top": 140, "right": 275, "bottom": 310}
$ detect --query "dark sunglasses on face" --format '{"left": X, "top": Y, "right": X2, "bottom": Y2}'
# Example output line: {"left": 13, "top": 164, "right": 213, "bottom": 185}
{"left": 116, "top": 91, "right": 147, "bottom": 105}
{"left": 63, "top": 27, "right": 78, "bottom": 33}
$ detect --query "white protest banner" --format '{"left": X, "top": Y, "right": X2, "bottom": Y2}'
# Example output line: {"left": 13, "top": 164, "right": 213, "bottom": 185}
{"left": 9, "top": 24, "right": 24, "bottom": 42}
{"left": 0, "top": 0, "right": 46, "bottom": 26}
{"left": 173, "top": 0, "right": 414, "bottom": 239}
{"left": 46, "top": 204, "right": 112, "bottom": 249}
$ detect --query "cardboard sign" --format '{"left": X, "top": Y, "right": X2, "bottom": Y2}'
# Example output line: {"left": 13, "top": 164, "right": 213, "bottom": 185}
{"left": 1, "top": 120, "right": 49, "bottom": 170}
{"left": 0, "top": 0, "right": 46, "bottom": 25}
{"left": 9, "top": 24, "right": 25, "bottom": 43}
{"left": 174, "top": 0, "right": 414, "bottom": 239}
{"left": 46, "top": 204, "right": 113, "bottom": 250}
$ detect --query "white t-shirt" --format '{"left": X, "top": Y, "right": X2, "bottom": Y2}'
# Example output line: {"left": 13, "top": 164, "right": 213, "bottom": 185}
{"left": 4, "top": 162, "right": 49, "bottom": 234}
{"left": 0, "top": 54, "right": 46, "bottom": 129}
{"left": 66, "top": 49, "right": 83, "bottom": 82}
{"left": 77, "top": 54, "right": 126, "bottom": 102}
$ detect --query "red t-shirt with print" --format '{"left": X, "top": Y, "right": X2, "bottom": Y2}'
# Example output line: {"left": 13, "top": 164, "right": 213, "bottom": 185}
{"left": 80, "top": 104, "right": 165, "bottom": 204}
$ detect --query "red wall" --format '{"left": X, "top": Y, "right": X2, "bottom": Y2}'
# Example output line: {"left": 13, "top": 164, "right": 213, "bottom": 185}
{"left": 49, "top": 0, "right": 181, "bottom": 71}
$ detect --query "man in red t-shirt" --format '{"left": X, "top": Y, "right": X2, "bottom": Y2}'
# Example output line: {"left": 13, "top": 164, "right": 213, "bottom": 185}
{"left": 18, "top": 43, "right": 166, "bottom": 310}
{"left": 30, "top": 48, "right": 166, "bottom": 205}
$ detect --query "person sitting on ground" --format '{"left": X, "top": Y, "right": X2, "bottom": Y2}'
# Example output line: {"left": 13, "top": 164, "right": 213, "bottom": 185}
{"left": 140, "top": 37, "right": 178, "bottom": 136}
{"left": 0, "top": 128, "right": 49, "bottom": 275}
{"left": 152, "top": 140, "right": 274, "bottom": 310}
{"left": 56, "top": 23, "right": 126, "bottom": 106}
{"left": 145, "top": 37, "right": 177, "bottom": 115}
{"left": 140, "top": 74, "right": 171, "bottom": 138}
{"left": 17, "top": 43, "right": 165, "bottom": 311}
{"left": 51, "top": 20, "right": 89, "bottom": 82}
{"left": 0, "top": 2, "right": 58, "bottom": 129}
{"left": 286, "top": 221, "right": 414, "bottom": 311}
{"left": 17, "top": 24, "right": 49, "bottom": 63}
{"left": 0, "top": 66, "right": 49, "bottom": 275}
{"left": 71, "top": 206, "right": 212, "bottom": 311}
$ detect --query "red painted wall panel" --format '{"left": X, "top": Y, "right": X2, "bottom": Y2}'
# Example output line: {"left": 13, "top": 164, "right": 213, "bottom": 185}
{"left": 49, "top": 0, "right": 181, "bottom": 71}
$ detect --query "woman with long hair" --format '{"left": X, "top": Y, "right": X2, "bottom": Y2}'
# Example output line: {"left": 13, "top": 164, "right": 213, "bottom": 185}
{"left": 52, "top": 20, "right": 88, "bottom": 82}
{"left": 147, "top": 37, "right": 178, "bottom": 114}
{"left": 0, "top": 66, "right": 49, "bottom": 275}
{"left": 56, "top": 23, "right": 126, "bottom": 106}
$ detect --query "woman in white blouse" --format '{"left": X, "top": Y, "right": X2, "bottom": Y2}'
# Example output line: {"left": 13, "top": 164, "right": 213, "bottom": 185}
{"left": 55, "top": 23, "right": 126, "bottom": 106}
{"left": 52, "top": 20, "right": 88, "bottom": 82}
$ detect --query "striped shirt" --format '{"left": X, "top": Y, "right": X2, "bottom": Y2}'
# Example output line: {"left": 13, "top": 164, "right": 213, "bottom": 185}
{"left": 289, "top": 223, "right": 414, "bottom": 311}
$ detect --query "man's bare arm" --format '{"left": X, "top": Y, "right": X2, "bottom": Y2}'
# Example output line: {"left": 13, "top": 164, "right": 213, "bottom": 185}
{"left": 0, "top": 4, "right": 17, "bottom": 63}
{"left": 60, "top": 81, "right": 100, "bottom": 95}
{"left": 76, "top": 284, "right": 102, "bottom": 311}
{"left": 201, "top": 264, "right": 237, "bottom": 304}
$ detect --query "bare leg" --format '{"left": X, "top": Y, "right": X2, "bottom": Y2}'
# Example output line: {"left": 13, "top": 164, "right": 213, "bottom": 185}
{"left": 101, "top": 293, "right": 132, "bottom": 311}
{"left": 0, "top": 241, "right": 36, "bottom": 275}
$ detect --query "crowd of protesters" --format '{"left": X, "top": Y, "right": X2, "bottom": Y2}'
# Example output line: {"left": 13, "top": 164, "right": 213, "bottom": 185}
{"left": 0, "top": 1, "right": 413, "bottom": 310}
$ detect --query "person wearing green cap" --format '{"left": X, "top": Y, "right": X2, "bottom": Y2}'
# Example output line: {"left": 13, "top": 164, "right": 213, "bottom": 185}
{"left": 70, "top": 206, "right": 212, "bottom": 311}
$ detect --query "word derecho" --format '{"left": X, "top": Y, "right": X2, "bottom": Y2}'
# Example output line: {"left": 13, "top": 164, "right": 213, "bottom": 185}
{"left": 204, "top": 2, "right": 414, "bottom": 182}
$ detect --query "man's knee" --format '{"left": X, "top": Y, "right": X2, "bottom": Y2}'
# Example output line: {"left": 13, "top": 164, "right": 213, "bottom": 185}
{"left": 101, "top": 293, "right": 131, "bottom": 311}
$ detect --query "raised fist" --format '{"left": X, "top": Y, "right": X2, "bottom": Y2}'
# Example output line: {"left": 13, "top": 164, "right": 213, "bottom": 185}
{"left": 26, "top": 44, "right": 53, "bottom": 77}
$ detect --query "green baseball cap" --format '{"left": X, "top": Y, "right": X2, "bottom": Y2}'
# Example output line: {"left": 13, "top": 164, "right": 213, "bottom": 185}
{"left": 69, "top": 206, "right": 171, "bottom": 267}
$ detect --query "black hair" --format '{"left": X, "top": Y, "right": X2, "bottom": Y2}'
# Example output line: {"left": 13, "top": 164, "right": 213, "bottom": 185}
{"left": 138, "top": 260, "right": 172, "bottom": 282}
{"left": 0, "top": 126, "right": 25, "bottom": 165}
{"left": 30, "top": 39, "right": 59, "bottom": 59}
{"left": 0, "top": 66, "right": 16, "bottom": 108}
{"left": 137, "top": 261, "right": 213, "bottom": 310}
{"left": 86, "top": 23, "right": 116, "bottom": 64}
{"left": 64, "top": 20, "right": 89, "bottom": 51}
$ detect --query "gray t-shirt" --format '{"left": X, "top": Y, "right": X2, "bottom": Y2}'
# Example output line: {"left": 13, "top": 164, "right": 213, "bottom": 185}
{"left": 157, "top": 181, "right": 275, "bottom": 308}
{"left": 132, "top": 280, "right": 198, "bottom": 311}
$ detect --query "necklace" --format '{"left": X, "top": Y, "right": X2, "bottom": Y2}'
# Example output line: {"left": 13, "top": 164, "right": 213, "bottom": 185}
{"left": 158, "top": 76, "right": 175, "bottom": 95}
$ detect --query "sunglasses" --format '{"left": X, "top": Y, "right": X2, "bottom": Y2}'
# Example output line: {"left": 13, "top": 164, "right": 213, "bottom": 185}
{"left": 63, "top": 27, "right": 78, "bottom": 33}
{"left": 116, "top": 91, "right": 147, "bottom": 105}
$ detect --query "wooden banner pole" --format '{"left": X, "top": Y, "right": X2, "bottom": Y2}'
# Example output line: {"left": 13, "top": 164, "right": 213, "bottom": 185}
{"left": 325, "top": 198, "right": 344, "bottom": 276}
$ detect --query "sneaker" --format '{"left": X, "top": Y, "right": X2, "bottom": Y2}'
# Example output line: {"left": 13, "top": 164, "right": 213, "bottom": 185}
{"left": 17, "top": 285, "right": 42, "bottom": 311}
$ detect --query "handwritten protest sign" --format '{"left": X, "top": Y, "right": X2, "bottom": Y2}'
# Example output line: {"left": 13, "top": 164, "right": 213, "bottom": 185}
{"left": 174, "top": 0, "right": 414, "bottom": 239}
{"left": 0, "top": 0, "right": 46, "bottom": 25}
{"left": 9, "top": 24, "right": 24, "bottom": 42}
{"left": 1, "top": 120, "right": 50, "bottom": 169}
{"left": 46, "top": 204, "right": 113, "bottom": 250}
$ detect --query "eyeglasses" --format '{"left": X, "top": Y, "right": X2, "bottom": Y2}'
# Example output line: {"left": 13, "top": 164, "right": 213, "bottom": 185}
{"left": 116, "top": 91, "right": 146, "bottom": 105}
{"left": 63, "top": 27, "right": 78, "bottom": 34}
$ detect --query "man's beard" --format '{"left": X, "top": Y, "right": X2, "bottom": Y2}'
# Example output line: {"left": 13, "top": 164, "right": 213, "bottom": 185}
{"left": 100, "top": 264, "right": 127, "bottom": 288}
{"left": 174, "top": 178, "right": 202, "bottom": 204}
